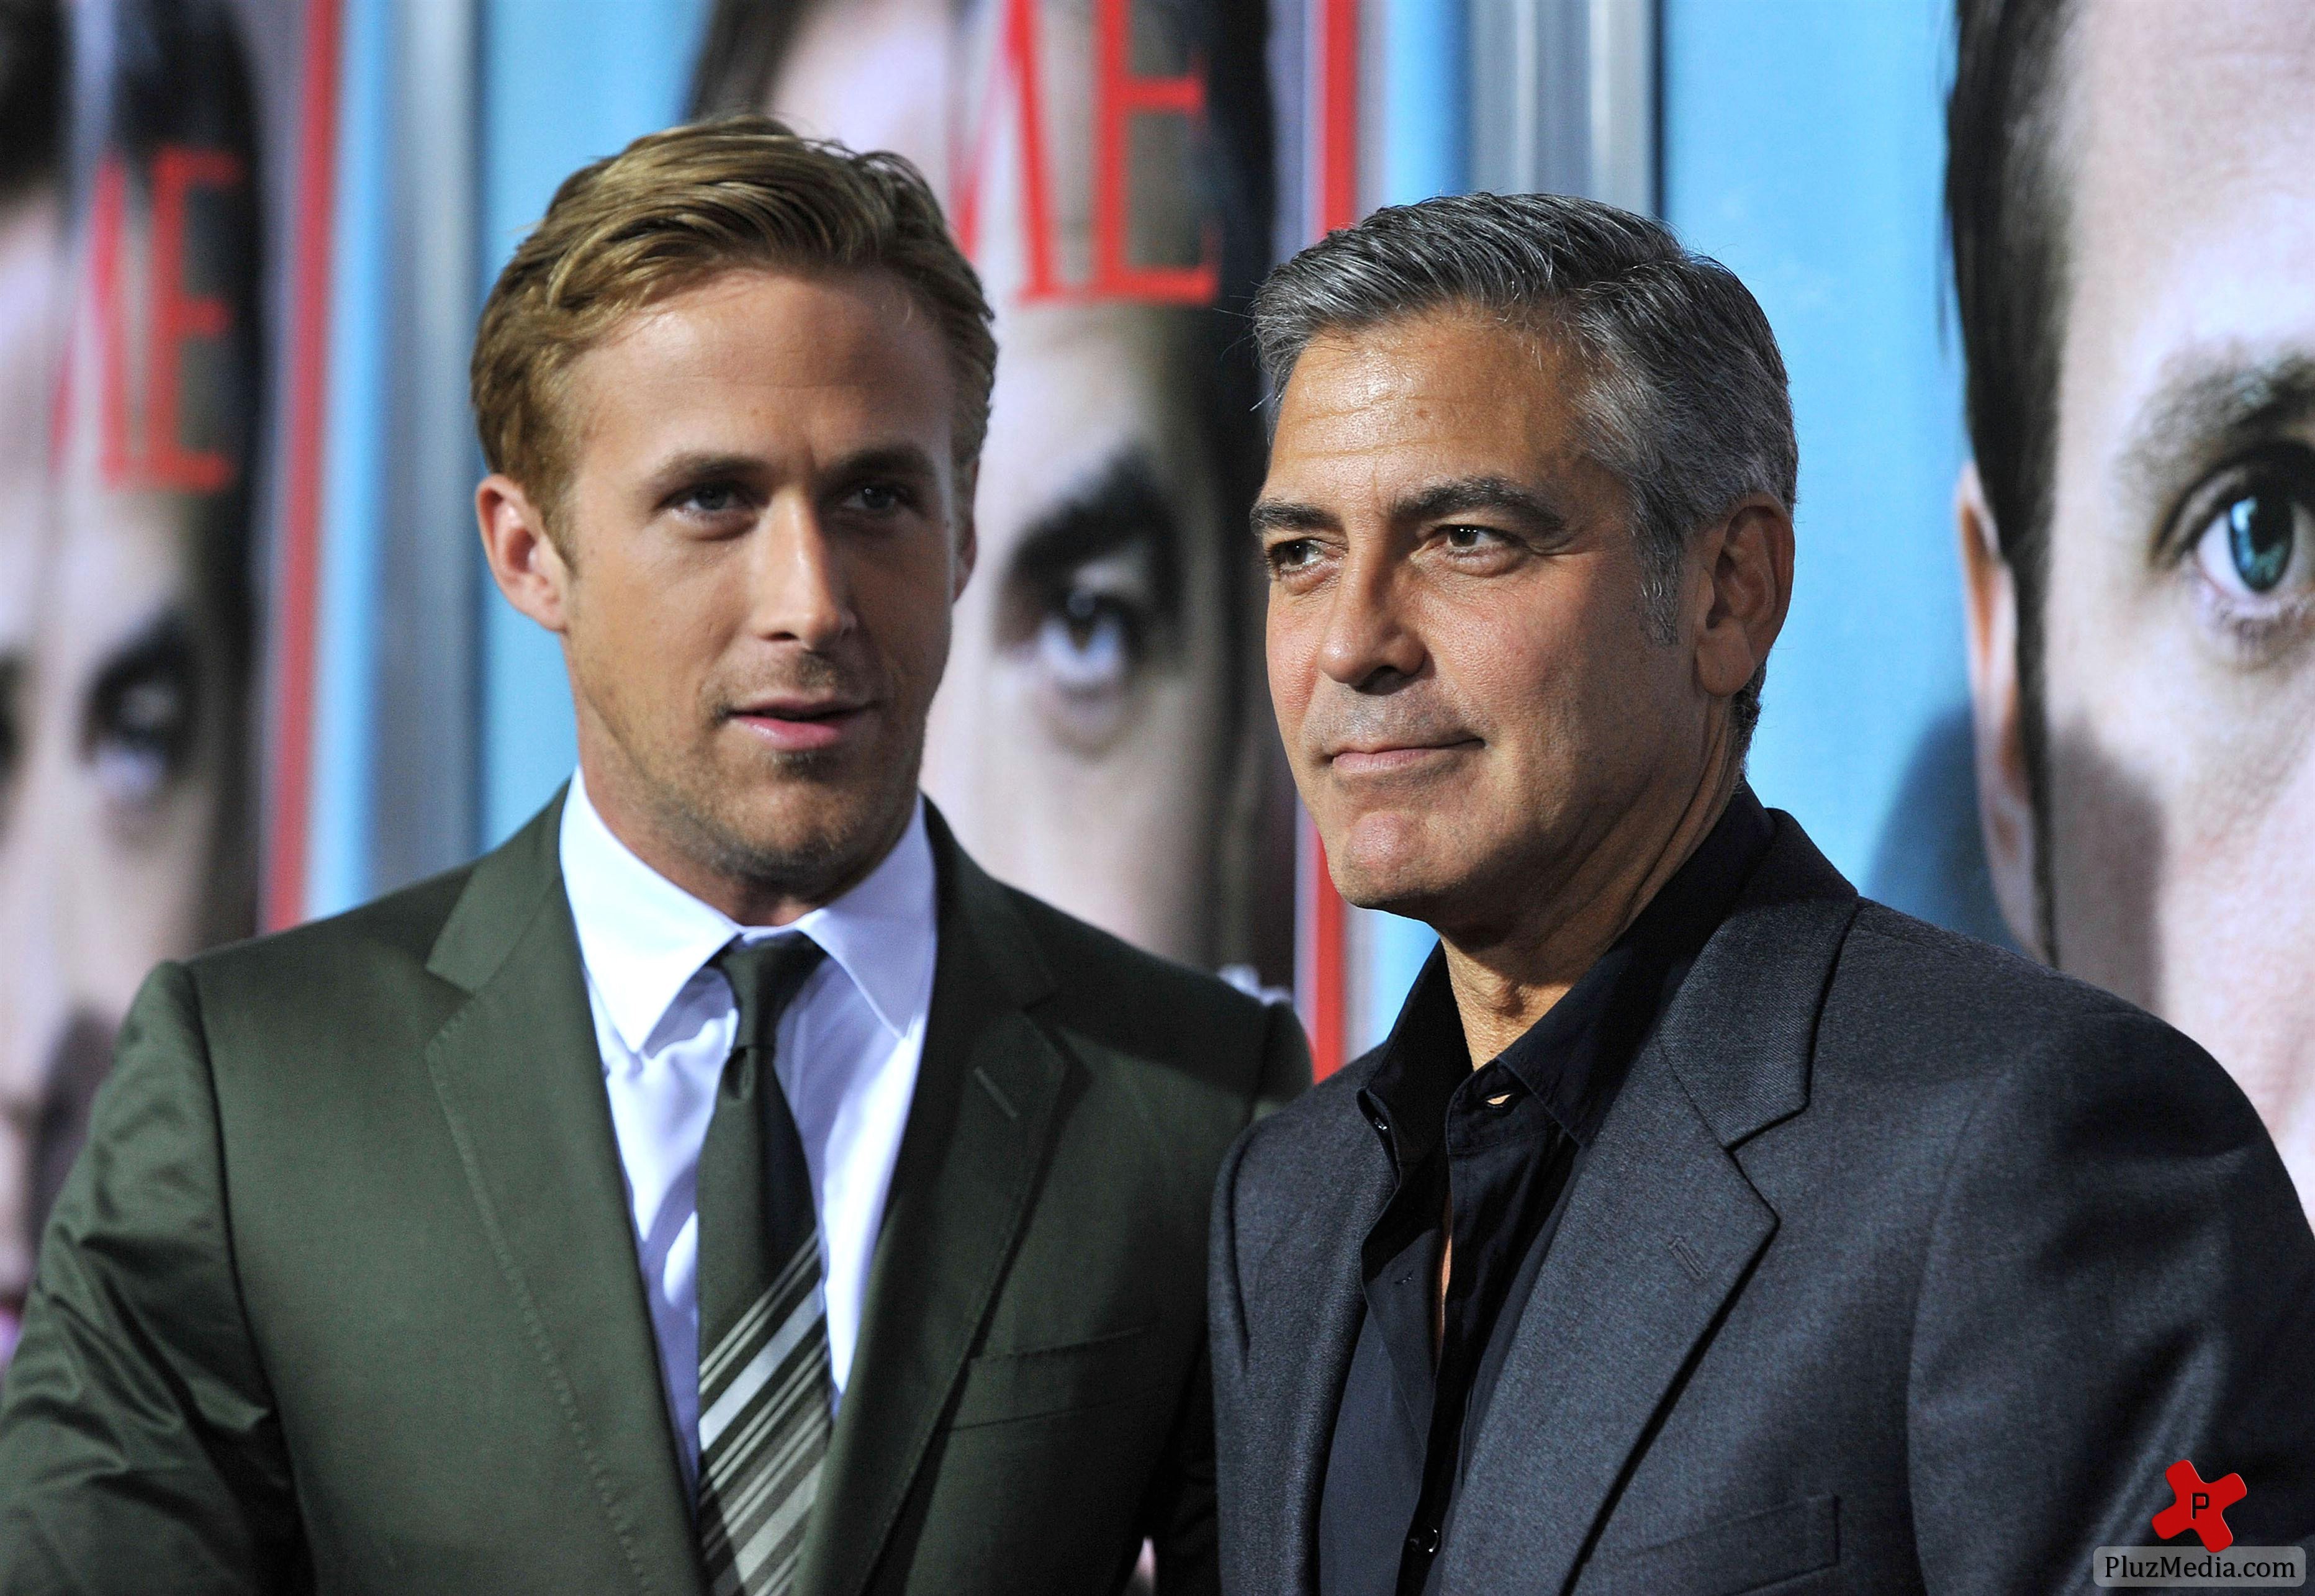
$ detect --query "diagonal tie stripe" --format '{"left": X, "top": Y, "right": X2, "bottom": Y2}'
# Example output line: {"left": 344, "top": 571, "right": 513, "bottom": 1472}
{"left": 701, "top": 1239, "right": 819, "bottom": 1398}
{"left": 700, "top": 1239, "right": 824, "bottom": 1451}
{"left": 697, "top": 936, "right": 831, "bottom": 1596}
{"left": 705, "top": 1335, "right": 826, "bottom": 1492}
{"left": 698, "top": 1281, "right": 830, "bottom": 1596}
{"left": 704, "top": 1412, "right": 826, "bottom": 1574}
{"left": 713, "top": 1458, "right": 824, "bottom": 1596}
{"left": 698, "top": 1245, "right": 833, "bottom": 1594}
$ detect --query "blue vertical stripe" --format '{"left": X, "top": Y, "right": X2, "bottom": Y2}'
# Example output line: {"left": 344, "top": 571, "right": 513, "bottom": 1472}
{"left": 305, "top": 0, "right": 392, "bottom": 917}
{"left": 1663, "top": 0, "right": 1975, "bottom": 911}
{"left": 1347, "top": 0, "right": 1466, "bottom": 1053}
{"left": 477, "top": 0, "right": 710, "bottom": 845}
{"left": 1377, "top": 0, "right": 1471, "bottom": 208}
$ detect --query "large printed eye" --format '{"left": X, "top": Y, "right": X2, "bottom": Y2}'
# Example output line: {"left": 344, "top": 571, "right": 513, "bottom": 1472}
{"left": 1022, "top": 549, "right": 1160, "bottom": 754}
{"left": 2194, "top": 477, "right": 2309, "bottom": 600}
{"left": 1034, "top": 585, "right": 1136, "bottom": 697}
{"left": 2168, "top": 443, "right": 2315, "bottom": 657}
{"left": 83, "top": 618, "right": 201, "bottom": 811}
{"left": 999, "top": 453, "right": 1184, "bottom": 755}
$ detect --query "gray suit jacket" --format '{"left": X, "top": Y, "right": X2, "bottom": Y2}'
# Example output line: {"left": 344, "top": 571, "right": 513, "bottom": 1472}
{"left": 1211, "top": 810, "right": 2315, "bottom": 1595}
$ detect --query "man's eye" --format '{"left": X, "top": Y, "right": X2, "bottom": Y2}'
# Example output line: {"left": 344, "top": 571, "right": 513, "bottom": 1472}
{"left": 1442, "top": 523, "right": 1505, "bottom": 551}
{"left": 677, "top": 482, "right": 749, "bottom": 516}
{"left": 2193, "top": 476, "right": 2313, "bottom": 601}
{"left": 844, "top": 482, "right": 912, "bottom": 515}
{"left": 1035, "top": 588, "right": 1137, "bottom": 697}
{"left": 1266, "top": 538, "right": 1320, "bottom": 572}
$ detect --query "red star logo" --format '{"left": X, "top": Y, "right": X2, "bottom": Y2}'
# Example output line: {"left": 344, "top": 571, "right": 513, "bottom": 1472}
{"left": 2152, "top": 1459, "right": 2245, "bottom": 1554}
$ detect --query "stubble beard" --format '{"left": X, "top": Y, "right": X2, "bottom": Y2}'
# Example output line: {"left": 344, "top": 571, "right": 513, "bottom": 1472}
{"left": 656, "top": 724, "right": 926, "bottom": 906}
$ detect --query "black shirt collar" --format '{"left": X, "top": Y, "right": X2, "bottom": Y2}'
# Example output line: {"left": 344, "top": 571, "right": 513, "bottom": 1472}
{"left": 1361, "top": 784, "right": 1774, "bottom": 1165}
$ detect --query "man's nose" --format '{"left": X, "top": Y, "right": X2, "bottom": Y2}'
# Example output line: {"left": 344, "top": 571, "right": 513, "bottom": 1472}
{"left": 1316, "top": 543, "right": 1424, "bottom": 690}
{"left": 747, "top": 497, "right": 857, "bottom": 650}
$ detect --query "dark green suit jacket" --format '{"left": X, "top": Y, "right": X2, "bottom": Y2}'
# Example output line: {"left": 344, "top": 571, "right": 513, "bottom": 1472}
{"left": 0, "top": 796, "right": 1307, "bottom": 1595}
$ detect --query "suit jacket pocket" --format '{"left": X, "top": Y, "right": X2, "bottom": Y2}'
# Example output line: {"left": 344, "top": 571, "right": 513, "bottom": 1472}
{"left": 1581, "top": 1494, "right": 1839, "bottom": 1596}
{"left": 949, "top": 1321, "right": 1167, "bottom": 1430}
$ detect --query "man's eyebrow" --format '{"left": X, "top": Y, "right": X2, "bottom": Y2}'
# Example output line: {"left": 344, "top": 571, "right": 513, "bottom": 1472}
{"left": 1249, "top": 497, "right": 1332, "bottom": 537}
{"left": 646, "top": 449, "right": 765, "bottom": 484}
{"left": 1394, "top": 474, "right": 1566, "bottom": 533}
{"left": 641, "top": 443, "right": 945, "bottom": 498}
{"left": 2118, "top": 349, "right": 2315, "bottom": 512}
{"left": 1008, "top": 447, "right": 1181, "bottom": 611}
{"left": 1250, "top": 476, "right": 1568, "bottom": 540}
{"left": 826, "top": 441, "right": 943, "bottom": 483}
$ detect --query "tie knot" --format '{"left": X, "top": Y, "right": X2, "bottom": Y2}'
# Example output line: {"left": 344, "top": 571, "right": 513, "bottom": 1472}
{"left": 710, "top": 934, "right": 827, "bottom": 1055}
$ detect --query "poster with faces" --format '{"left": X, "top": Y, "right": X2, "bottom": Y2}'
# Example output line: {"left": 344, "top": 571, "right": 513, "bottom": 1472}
{"left": 0, "top": 0, "right": 297, "bottom": 1366}
{"left": 1947, "top": 0, "right": 2315, "bottom": 1211}
{"left": 7, "top": 0, "right": 2315, "bottom": 1381}
{"left": 694, "top": 0, "right": 1296, "bottom": 991}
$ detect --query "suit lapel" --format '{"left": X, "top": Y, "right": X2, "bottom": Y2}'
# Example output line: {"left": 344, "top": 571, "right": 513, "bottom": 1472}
{"left": 1443, "top": 815, "right": 1860, "bottom": 1596}
{"left": 1442, "top": 1050, "right": 1776, "bottom": 1594}
{"left": 1240, "top": 1091, "right": 1396, "bottom": 1595}
{"left": 798, "top": 811, "right": 1072, "bottom": 1596}
{"left": 423, "top": 795, "right": 703, "bottom": 1596}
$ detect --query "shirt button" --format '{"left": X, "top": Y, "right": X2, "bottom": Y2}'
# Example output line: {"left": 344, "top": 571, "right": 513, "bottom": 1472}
{"left": 1407, "top": 1525, "right": 1440, "bottom": 1556}
{"left": 1370, "top": 1112, "right": 1390, "bottom": 1134}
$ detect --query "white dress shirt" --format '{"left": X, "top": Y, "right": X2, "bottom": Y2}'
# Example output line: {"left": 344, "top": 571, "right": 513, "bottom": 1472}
{"left": 557, "top": 772, "right": 937, "bottom": 1490}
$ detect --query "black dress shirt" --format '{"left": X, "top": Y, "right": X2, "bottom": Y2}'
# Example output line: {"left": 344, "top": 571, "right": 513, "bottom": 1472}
{"left": 1315, "top": 788, "right": 1774, "bottom": 1596}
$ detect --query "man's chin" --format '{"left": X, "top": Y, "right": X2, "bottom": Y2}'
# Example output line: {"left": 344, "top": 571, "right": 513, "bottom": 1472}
{"left": 1323, "top": 838, "right": 1461, "bottom": 921}
{"left": 1317, "top": 806, "right": 1468, "bottom": 905}
{"left": 690, "top": 778, "right": 916, "bottom": 888}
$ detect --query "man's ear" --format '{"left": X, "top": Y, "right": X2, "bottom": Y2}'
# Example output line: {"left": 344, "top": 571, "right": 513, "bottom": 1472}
{"left": 951, "top": 461, "right": 978, "bottom": 602}
{"left": 1692, "top": 495, "right": 1794, "bottom": 700}
{"left": 477, "top": 474, "right": 572, "bottom": 635}
{"left": 952, "top": 508, "right": 978, "bottom": 602}
{"left": 1957, "top": 461, "right": 2043, "bottom": 958}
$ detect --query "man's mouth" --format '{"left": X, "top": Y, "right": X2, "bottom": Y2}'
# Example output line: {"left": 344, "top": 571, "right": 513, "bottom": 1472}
{"left": 729, "top": 697, "right": 875, "bottom": 754}
{"left": 1325, "top": 737, "right": 1482, "bottom": 776}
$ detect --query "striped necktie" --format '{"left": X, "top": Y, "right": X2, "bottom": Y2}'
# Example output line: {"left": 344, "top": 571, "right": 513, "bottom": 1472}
{"left": 697, "top": 934, "right": 831, "bottom": 1596}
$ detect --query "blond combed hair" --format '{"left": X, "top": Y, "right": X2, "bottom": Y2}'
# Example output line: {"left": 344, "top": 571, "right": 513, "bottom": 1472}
{"left": 470, "top": 115, "right": 996, "bottom": 528}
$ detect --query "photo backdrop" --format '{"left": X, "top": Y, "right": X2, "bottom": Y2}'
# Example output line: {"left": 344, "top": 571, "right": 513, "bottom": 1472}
{"left": 9, "top": 0, "right": 2308, "bottom": 1371}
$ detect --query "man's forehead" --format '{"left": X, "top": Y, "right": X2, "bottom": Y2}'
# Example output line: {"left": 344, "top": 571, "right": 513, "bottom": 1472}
{"left": 1274, "top": 318, "right": 1584, "bottom": 466}
{"left": 559, "top": 313, "right": 954, "bottom": 507}
{"left": 577, "top": 270, "right": 952, "bottom": 408}
{"left": 2053, "top": 2, "right": 2315, "bottom": 487}
{"left": 2069, "top": 0, "right": 2315, "bottom": 249}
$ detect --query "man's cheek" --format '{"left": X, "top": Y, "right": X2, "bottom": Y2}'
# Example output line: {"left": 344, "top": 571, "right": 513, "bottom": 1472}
{"left": 1263, "top": 659, "right": 1313, "bottom": 755}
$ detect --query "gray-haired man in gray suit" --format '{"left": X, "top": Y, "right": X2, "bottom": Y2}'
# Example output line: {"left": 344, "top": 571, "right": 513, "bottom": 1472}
{"left": 1212, "top": 192, "right": 2315, "bottom": 1596}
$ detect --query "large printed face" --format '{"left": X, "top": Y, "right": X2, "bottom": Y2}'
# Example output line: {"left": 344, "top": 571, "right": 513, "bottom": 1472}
{"left": 1258, "top": 312, "right": 1713, "bottom": 944}
{"left": 765, "top": 0, "right": 1249, "bottom": 966}
{"left": 484, "top": 269, "right": 968, "bottom": 917}
{"left": 1965, "top": 0, "right": 2315, "bottom": 1197}
{"left": 0, "top": 191, "right": 245, "bottom": 1351}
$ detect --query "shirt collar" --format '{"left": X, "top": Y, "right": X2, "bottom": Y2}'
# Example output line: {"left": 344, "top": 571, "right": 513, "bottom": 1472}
{"left": 1361, "top": 783, "right": 1775, "bottom": 1160}
{"left": 559, "top": 770, "right": 938, "bottom": 1057}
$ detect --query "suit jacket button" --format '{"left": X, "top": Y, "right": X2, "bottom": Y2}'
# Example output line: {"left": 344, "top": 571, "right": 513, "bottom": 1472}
{"left": 1407, "top": 1525, "right": 1440, "bottom": 1556}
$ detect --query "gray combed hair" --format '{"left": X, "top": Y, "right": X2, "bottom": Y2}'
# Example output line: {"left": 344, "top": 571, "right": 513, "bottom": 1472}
{"left": 1250, "top": 191, "right": 1796, "bottom": 744}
